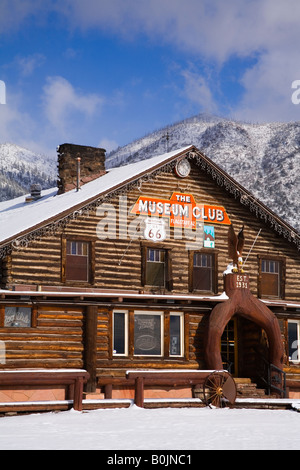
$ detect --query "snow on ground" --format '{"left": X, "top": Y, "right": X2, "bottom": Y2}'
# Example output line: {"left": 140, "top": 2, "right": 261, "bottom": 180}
{"left": 0, "top": 405, "right": 300, "bottom": 450}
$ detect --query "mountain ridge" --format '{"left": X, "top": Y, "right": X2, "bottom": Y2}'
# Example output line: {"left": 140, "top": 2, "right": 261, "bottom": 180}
{"left": 0, "top": 113, "right": 299, "bottom": 232}
{"left": 106, "top": 114, "right": 300, "bottom": 232}
{"left": 0, "top": 142, "right": 57, "bottom": 201}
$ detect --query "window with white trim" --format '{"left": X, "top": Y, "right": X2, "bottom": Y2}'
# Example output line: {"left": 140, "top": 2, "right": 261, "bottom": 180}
{"left": 113, "top": 311, "right": 128, "bottom": 356}
{"left": 112, "top": 310, "right": 184, "bottom": 357}
{"left": 169, "top": 313, "right": 184, "bottom": 356}
{"left": 288, "top": 320, "right": 300, "bottom": 363}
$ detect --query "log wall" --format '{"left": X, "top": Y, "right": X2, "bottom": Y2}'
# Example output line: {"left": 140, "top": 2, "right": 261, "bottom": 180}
{"left": 0, "top": 304, "right": 84, "bottom": 369}
{"left": 4, "top": 161, "right": 299, "bottom": 301}
{"left": 0, "top": 159, "right": 299, "bottom": 376}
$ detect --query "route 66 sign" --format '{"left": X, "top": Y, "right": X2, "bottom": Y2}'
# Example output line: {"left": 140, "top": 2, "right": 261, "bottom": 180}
{"left": 144, "top": 217, "right": 166, "bottom": 242}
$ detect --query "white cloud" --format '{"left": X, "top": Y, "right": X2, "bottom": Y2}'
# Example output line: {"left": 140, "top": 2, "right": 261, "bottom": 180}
{"left": 54, "top": 0, "right": 300, "bottom": 122}
{"left": 3, "top": 0, "right": 300, "bottom": 124}
{"left": 98, "top": 138, "right": 119, "bottom": 154}
{"left": 1, "top": 53, "right": 45, "bottom": 78}
{"left": 42, "top": 76, "right": 104, "bottom": 134}
{"left": 180, "top": 69, "right": 218, "bottom": 114}
{"left": 233, "top": 48, "right": 300, "bottom": 122}
{"left": 53, "top": 1, "right": 299, "bottom": 61}
{"left": 4, "top": 1, "right": 300, "bottom": 66}
{"left": 0, "top": 77, "right": 105, "bottom": 155}
{"left": 16, "top": 53, "right": 45, "bottom": 77}
{"left": 0, "top": 0, "right": 52, "bottom": 33}
{"left": 0, "top": 91, "right": 37, "bottom": 144}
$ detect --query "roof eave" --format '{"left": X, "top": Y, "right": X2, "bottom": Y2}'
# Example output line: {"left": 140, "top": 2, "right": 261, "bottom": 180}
{"left": 0, "top": 146, "right": 195, "bottom": 251}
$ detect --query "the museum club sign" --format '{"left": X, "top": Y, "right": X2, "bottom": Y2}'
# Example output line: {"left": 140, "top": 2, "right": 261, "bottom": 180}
{"left": 131, "top": 192, "right": 231, "bottom": 229}
{"left": 96, "top": 192, "right": 231, "bottom": 246}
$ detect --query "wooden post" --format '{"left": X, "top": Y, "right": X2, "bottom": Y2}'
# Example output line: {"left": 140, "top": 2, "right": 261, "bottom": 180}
{"left": 84, "top": 305, "right": 98, "bottom": 393}
{"left": 104, "top": 383, "right": 113, "bottom": 399}
{"left": 73, "top": 377, "right": 84, "bottom": 411}
{"left": 135, "top": 377, "right": 144, "bottom": 407}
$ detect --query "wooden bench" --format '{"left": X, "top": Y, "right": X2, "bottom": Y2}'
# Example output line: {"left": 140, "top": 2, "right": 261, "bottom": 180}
{"left": 98, "top": 377, "right": 135, "bottom": 399}
{"left": 0, "top": 369, "right": 89, "bottom": 411}
{"left": 126, "top": 369, "right": 237, "bottom": 408}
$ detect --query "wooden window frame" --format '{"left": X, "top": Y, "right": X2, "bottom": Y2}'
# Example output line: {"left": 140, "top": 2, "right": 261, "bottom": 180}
{"left": 112, "top": 310, "right": 129, "bottom": 356}
{"left": 257, "top": 255, "right": 286, "bottom": 299}
{"left": 111, "top": 309, "right": 185, "bottom": 359}
{"left": 61, "top": 235, "right": 95, "bottom": 285}
{"left": 188, "top": 249, "right": 218, "bottom": 294}
{"left": 141, "top": 243, "right": 173, "bottom": 291}
{"left": 169, "top": 312, "right": 184, "bottom": 357}
{"left": 0, "top": 305, "right": 37, "bottom": 328}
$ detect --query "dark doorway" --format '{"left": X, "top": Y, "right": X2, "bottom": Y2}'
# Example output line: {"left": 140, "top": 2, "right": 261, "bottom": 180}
{"left": 220, "top": 316, "right": 269, "bottom": 383}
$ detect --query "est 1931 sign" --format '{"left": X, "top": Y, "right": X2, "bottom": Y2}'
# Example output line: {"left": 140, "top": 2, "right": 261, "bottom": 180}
{"left": 235, "top": 275, "right": 249, "bottom": 290}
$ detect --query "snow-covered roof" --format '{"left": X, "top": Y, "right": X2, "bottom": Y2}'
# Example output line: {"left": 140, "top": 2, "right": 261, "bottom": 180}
{"left": 0, "top": 145, "right": 192, "bottom": 248}
{"left": 0, "top": 143, "right": 299, "bottom": 254}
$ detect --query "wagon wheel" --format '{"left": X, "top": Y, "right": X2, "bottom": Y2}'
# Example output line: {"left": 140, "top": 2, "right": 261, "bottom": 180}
{"left": 203, "top": 371, "right": 236, "bottom": 408}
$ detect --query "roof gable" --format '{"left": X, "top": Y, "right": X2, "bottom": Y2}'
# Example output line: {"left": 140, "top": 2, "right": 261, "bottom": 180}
{"left": 0, "top": 144, "right": 299, "bottom": 257}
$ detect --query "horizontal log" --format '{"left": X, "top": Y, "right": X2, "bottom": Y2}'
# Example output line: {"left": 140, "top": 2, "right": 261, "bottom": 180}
{"left": 37, "top": 321, "right": 83, "bottom": 327}
{"left": 0, "top": 359, "right": 83, "bottom": 368}
{"left": 286, "top": 380, "right": 300, "bottom": 389}
{"left": 2, "top": 343, "right": 83, "bottom": 351}
{"left": 98, "top": 377, "right": 204, "bottom": 386}
{"left": 0, "top": 369, "right": 88, "bottom": 382}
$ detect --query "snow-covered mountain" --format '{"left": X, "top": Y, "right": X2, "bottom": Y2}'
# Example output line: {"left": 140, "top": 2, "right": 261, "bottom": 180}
{"left": 107, "top": 114, "right": 300, "bottom": 232}
{"left": 0, "top": 113, "right": 299, "bottom": 232}
{"left": 0, "top": 143, "right": 56, "bottom": 201}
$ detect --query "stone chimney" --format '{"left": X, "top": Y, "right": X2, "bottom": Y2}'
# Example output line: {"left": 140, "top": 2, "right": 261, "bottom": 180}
{"left": 57, "top": 143, "right": 106, "bottom": 194}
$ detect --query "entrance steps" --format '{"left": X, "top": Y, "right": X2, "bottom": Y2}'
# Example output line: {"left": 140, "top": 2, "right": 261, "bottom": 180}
{"left": 235, "top": 378, "right": 267, "bottom": 399}
{"left": 233, "top": 377, "right": 299, "bottom": 410}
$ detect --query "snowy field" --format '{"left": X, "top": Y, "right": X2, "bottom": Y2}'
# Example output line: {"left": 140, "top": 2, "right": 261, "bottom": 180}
{"left": 0, "top": 404, "right": 300, "bottom": 451}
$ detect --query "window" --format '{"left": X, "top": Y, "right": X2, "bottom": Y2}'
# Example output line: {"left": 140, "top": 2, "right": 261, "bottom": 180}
{"left": 169, "top": 313, "right": 184, "bottom": 356}
{"left": 113, "top": 311, "right": 128, "bottom": 356}
{"left": 66, "top": 240, "right": 90, "bottom": 282}
{"left": 4, "top": 306, "right": 32, "bottom": 327}
{"left": 288, "top": 320, "right": 300, "bottom": 363}
{"left": 62, "top": 238, "right": 94, "bottom": 283}
{"left": 190, "top": 251, "right": 217, "bottom": 293}
{"left": 146, "top": 248, "right": 166, "bottom": 287}
{"left": 134, "top": 311, "right": 163, "bottom": 356}
{"left": 259, "top": 257, "right": 285, "bottom": 298}
{"left": 112, "top": 310, "right": 184, "bottom": 357}
{"left": 141, "top": 245, "right": 172, "bottom": 290}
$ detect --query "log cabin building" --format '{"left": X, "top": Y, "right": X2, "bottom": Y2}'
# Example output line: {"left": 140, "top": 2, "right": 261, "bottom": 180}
{"left": 0, "top": 143, "right": 299, "bottom": 406}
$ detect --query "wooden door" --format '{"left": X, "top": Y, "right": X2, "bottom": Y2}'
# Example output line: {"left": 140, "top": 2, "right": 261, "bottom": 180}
{"left": 221, "top": 319, "right": 238, "bottom": 376}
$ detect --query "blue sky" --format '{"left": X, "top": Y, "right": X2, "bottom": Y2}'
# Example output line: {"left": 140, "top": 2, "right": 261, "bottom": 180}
{"left": 1, "top": 0, "right": 300, "bottom": 158}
